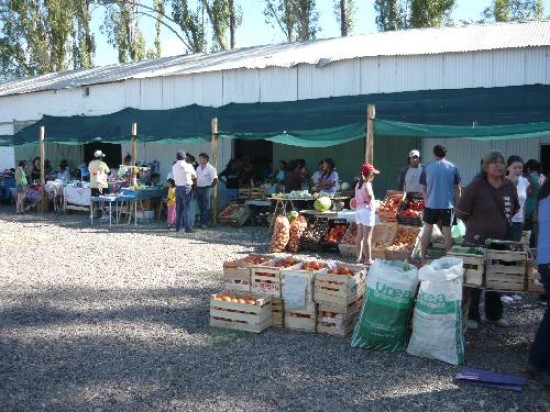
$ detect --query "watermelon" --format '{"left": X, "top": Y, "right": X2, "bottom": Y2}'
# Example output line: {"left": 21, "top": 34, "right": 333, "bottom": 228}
{"left": 314, "top": 197, "right": 332, "bottom": 212}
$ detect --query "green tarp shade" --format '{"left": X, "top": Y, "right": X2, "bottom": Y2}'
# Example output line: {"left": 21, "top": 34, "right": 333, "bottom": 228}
{"left": 220, "top": 121, "right": 366, "bottom": 147}
{"left": 0, "top": 135, "right": 14, "bottom": 146}
{"left": 376, "top": 120, "right": 550, "bottom": 140}
{"left": 9, "top": 84, "right": 550, "bottom": 146}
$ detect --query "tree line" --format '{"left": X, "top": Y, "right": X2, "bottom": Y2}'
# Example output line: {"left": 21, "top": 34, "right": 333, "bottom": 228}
{"left": 0, "top": 0, "right": 545, "bottom": 81}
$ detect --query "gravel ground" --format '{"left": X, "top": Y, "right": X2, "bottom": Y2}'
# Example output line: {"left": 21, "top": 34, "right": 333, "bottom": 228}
{"left": 0, "top": 205, "right": 549, "bottom": 412}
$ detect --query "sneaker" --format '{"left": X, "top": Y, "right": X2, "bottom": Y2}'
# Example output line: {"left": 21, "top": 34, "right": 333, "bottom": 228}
{"left": 511, "top": 294, "right": 523, "bottom": 301}
{"left": 467, "top": 320, "right": 479, "bottom": 330}
{"left": 500, "top": 295, "right": 514, "bottom": 304}
{"left": 488, "top": 318, "right": 509, "bottom": 327}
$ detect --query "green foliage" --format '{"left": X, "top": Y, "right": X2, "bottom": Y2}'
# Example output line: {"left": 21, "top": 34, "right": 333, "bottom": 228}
{"left": 334, "top": 0, "right": 356, "bottom": 36}
{"left": 483, "top": 0, "right": 545, "bottom": 22}
{"left": 374, "top": 0, "right": 454, "bottom": 31}
{"left": 264, "top": 0, "right": 319, "bottom": 42}
{"left": 374, "top": 0, "right": 405, "bottom": 31}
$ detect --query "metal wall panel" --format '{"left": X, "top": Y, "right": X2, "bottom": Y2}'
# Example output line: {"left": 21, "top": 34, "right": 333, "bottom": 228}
{"left": 260, "top": 67, "right": 298, "bottom": 102}
{"left": 525, "top": 48, "right": 548, "bottom": 84}
{"left": 472, "top": 51, "right": 495, "bottom": 88}
{"left": 493, "top": 49, "right": 525, "bottom": 87}
{"left": 377, "top": 56, "right": 398, "bottom": 93}
{"left": 297, "top": 60, "right": 362, "bottom": 100}
{"left": 0, "top": 146, "right": 14, "bottom": 169}
{"left": 124, "top": 79, "right": 142, "bottom": 108}
{"left": 222, "top": 70, "right": 261, "bottom": 104}
{"left": 190, "top": 72, "right": 224, "bottom": 107}
{"left": 395, "top": 55, "right": 427, "bottom": 92}
{"left": 170, "top": 76, "right": 194, "bottom": 108}
{"left": 443, "top": 53, "right": 474, "bottom": 90}
{"left": 140, "top": 78, "right": 164, "bottom": 109}
{"left": 423, "top": 55, "right": 444, "bottom": 90}
{"left": 359, "top": 58, "right": 379, "bottom": 94}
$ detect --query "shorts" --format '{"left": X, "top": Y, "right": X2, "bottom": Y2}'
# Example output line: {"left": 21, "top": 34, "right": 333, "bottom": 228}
{"left": 356, "top": 208, "right": 375, "bottom": 226}
{"left": 15, "top": 184, "right": 25, "bottom": 194}
{"left": 422, "top": 208, "right": 453, "bottom": 227}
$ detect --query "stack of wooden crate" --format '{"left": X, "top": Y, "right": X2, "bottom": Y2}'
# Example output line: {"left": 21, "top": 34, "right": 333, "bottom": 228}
{"left": 314, "top": 263, "right": 366, "bottom": 336}
{"left": 447, "top": 246, "right": 485, "bottom": 287}
{"left": 485, "top": 240, "right": 528, "bottom": 291}
{"left": 210, "top": 292, "right": 273, "bottom": 333}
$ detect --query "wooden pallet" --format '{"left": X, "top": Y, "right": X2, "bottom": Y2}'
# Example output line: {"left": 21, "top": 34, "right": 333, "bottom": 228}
{"left": 210, "top": 293, "right": 272, "bottom": 333}
{"left": 485, "top": 245, "right": 527, "bottom": 291}
{"left": 317, "top": 298, "right": 363, "bottom": 336}
{"left": 314, "top": 264, "right": 366, "bottom": 306}
{"left": 447, "top": 246, "right": 485, "bottom": 287}
{"left": 284, "top": 302, "right": 317, "bottom": 332}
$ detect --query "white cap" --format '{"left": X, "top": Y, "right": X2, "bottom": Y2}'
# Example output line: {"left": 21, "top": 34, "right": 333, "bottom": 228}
{"left": 94, "top": 150, "right": 106, "bottom": 158}
{"left": 408, "top": 150, "right": 420, "bottom": 158}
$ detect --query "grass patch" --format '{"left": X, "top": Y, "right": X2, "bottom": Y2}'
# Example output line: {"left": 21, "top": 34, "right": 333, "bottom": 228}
{"left": 208, "top": 328, "right": 254, "bottom": 346}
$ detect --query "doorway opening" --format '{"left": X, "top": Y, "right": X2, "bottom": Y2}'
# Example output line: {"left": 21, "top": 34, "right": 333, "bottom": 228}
{"left": 83, "top": 143, "right": 122, "bottom": 170}
{"left": 540, "top": 144, "right": 550, "bottom": 176}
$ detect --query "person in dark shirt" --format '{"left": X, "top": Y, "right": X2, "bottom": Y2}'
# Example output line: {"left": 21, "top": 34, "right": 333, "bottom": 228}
{"left": 219, "top": 160, "right": 240, "bottom": 203}
{"left": 455, "top": 150, "right": 520, "bottom": 331}
{"left": 284, "top": 160, "right": 302, "bottom": 193}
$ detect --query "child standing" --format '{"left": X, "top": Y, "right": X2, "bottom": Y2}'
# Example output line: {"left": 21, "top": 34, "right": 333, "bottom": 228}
{"left": 166, "top": 178, "right": 176, "bottom": 228}
{"left": 355, "top": 163, "right": 380, "bottom": 265}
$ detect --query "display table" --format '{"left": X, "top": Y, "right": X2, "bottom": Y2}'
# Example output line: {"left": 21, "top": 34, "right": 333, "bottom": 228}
{"left": 90, "top": 195, "right": 130, "bottom": 228}
{"left": 118, "top": 187, "right": 165, "bottom": 224}
{"left": 268, "top": 196, "right": 350, "bottom": 214}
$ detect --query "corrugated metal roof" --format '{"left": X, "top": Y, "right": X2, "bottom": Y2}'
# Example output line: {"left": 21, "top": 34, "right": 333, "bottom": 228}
{"left": 1, "top": 20, "right": 549, "bottom": 98}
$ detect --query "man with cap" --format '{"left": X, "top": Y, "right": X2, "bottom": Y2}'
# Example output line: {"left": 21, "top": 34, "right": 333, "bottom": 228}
{"left": 89, "top": 150, "right": 110, "bottom": 196}
{"left": 172, "top": 150, "right": 197, "bottom": 233}
{"left": 398, "top": 149, "right": 423, "bottom": 193}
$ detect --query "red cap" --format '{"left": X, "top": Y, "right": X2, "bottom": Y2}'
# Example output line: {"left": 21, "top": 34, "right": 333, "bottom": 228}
{"left": 361, "top": 163, "right": 380, "bottom": 175}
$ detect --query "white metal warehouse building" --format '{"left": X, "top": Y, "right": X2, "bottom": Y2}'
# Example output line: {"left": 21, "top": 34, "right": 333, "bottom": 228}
{"left": 1, "top": 20, "right": 550, "bottom": 190}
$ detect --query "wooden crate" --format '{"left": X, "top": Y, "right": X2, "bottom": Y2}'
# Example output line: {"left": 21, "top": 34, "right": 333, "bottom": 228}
{"left": 372, "top": 222, "right": 398, "bottom": 259}
{"left": 210, "top": 293, "right": 272, "bottom": 333}
{"left": 284, "top": 302, "right": 317, "bottom": 332}
{"left": 238, "top": 187, "right": 266, "bottom": 200}
{"left": 485, "top": 242, "right": 527, "bottom": 291}
{"left": 250, "top": 258, "right": 301, "bottom": 297}
{"left": 447, "top": 246, "right": 486, "bottom": 287}
{"left": 377, "top": 190, "right": 405, "bottom": 222}
{"left": 272, "top": 298, "right": 284, "bottom": 327}
{"left": 385, "top": 225, "right": 421, "bottom": 261}
{"left": 317, "top": 298, "right": 363, "bottom": 336}
{"left": 314, "top": 264, "right": 366, "bottom": 306}
{"left": 223, "top": 255, "right": 274, "bottom": 292}
{"left": 281, "top": 262, "right": 325, "bottom": 302}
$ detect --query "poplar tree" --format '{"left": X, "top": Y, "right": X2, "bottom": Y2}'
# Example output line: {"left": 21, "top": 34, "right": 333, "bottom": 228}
{"left": 264, "top": 0, "right": 319, "bottom": 42}
{"left": 334, "top": 0, "right": 355, "bottom": 36}
{"left": 374, "top": 0, "right": 404, "bottom": 31}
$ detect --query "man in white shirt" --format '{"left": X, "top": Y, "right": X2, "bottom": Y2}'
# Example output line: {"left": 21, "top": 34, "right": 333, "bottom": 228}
{"left": 196, "top": 153, "right": 218, "bottom": 228}
{"left": 172, "top": 150, "right": 197, "bottom": 233}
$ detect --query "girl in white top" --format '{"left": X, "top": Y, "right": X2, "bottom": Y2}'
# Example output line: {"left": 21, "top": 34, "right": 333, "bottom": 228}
{"left": 506, "top": 155, "right": 530, "bottom": 242}
{"left": 355, "top": 163, "right": 380, "bottom": 265}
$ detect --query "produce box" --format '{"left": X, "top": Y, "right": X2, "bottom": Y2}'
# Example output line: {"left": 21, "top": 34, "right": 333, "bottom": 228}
{"left": 300, "top": 218, "right": 330, "bottom": 252}
{"left": 272, "top": 298, "right": 284, "bottom": 327}
{"left": 210, "top": 292, "right": 272, "bottom": 333}
{"left": 377, "top": 190, "right": 405, "bottom": 222}
{"left": 485, "top": 240, "right": 528, "bottom": 291}
{"left": 396, "top": 193, "right": 424, "bottom": 227}
{"left": 321, "top": 219, "right": 349, "bottom": 252}
{"left": 314, "top": 263, "right": 366, "bottom": 307}
{"left": 223, "top": 254, "right": 273, "bottom": 292}
{"left": 281, "top": 260, "right": 328, "bottom": 302}
{"left": 251, "top": 256, "right": 302, "bottom": 297}
{"left": 317, "top": 297, "right": 363, "bottom": 337}
{"left": 384, "top": 225, "right": 421, "bottom": 261}
{"left": 218, "top": 203, "right": 251, "bottom": 227}
{"left": 447, "top": 246, "right": 486, "bottom": 287}
{"left": 372, "top": 222, "right": 398, "bottom": 259}
{"left": 238, "top": 186, "right": 266, "bottom": 200}
{"left": 338, "top": 223, "right": 357, "bottom": 257}
{"left": 284, "top": 301, "right": 317, "bottom": 332}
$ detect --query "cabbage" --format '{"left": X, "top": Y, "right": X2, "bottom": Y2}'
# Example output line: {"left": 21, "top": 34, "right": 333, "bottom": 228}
{"left": 314, "top": 196, "right": 332, "bottom": 212}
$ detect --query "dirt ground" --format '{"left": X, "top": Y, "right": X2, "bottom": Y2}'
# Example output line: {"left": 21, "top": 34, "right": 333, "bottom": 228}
{"left": 0, "top": 207, "right": 549, "bottom": 411}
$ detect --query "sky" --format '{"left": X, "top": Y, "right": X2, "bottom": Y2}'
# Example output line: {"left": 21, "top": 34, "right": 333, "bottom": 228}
{"left": 92, "top": 0, "right": 550, "bottom": 67}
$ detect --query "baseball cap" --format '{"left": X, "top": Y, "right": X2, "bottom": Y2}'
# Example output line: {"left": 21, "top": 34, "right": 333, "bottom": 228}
{"left": 93, "top": 150, "right": 106, "bottom": 158}
{"left": 408, "top": 150, "right": 420, "bottom": 158}
{"left": 176, "top": 150, "right": 186, "bottom": 159}
{"left": 361, "top": 163, "right": 380, "bottom": 175}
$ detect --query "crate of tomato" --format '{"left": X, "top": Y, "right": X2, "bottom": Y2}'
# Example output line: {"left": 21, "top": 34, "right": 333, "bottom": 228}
{"left": 321, "top": 219, "right": 349, "bottom": 252}
{"left": 397, "top": 193, "right": 424, "bottom": 226}
{"left": 377, "top": 190, "right": 405, "bottom": 222}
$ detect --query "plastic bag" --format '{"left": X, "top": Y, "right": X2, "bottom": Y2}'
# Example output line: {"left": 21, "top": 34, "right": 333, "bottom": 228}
{"left": 286, "top": 216, "right": 307, "bottom": 252}
{"left": 407, "top": 256, "right": 464, "bottom": 365}
{"left": 451, "top": 219, "right": 466, "bottom": 245}
{"left": 351, "top": 259, "right": 419, "bottom": 352}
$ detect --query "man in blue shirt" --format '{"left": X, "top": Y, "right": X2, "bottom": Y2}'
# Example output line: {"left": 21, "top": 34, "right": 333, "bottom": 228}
{"left": 419, "top": 145, "right": 462, "bottom": 260}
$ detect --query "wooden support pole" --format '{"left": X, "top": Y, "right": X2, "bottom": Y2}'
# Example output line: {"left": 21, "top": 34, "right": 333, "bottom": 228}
{"left": 365, "top": 104, "right": 375, "bottom": 164}
{"left": 39, "top": 126, "right": 46, "bottom": 213}
{"left": 211, "top": 117, "right": 219, "bottom": 225}
{"left": 131, "top": 122, "right": 137, "bottom": 186}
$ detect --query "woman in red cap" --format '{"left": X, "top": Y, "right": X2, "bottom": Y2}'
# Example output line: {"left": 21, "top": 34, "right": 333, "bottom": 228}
{"left": 355, "top": 163, "right": 380, "bottom": 265}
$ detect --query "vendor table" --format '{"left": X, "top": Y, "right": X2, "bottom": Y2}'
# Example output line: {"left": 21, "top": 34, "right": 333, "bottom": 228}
{"left": 117, "top": 188, "right": 165, "bottom": 224}
{"left": 90, "top": 195, "right": 129, "bottom": 228}
{"left": 64, "top": 186, "right": 91, "bottom": 212}
{"left": 267, "top": 197, "right": 350, "bottom": 215}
